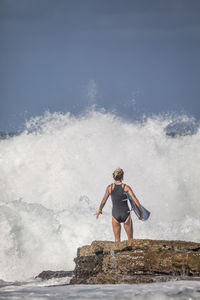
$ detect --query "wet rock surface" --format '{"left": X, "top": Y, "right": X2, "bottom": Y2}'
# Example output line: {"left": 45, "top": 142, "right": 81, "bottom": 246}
{"left": 36, "top": 270, "right": 74, "bottom": 280}
{"left": 70, "top": 239, "right": 200, "bottom": 284}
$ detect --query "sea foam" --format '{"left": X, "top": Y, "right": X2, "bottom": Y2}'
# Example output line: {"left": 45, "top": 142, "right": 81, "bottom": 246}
{"left": 0, "top": 110, "right": 200, "bottom": 281}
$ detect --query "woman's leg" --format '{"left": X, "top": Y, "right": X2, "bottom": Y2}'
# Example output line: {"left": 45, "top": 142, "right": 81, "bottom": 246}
{"left": 112, "top": 216, "right": 121, "bottom": 242}
{"left": 124, "top": 215, "right": 133, "bottom": 240}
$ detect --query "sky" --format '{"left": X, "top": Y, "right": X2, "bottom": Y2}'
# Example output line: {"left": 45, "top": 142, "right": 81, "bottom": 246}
{"left": 0, "top": 0, "right": 200, "bottom": 131}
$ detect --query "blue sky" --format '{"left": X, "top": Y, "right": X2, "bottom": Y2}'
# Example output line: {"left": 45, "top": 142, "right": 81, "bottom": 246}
{"left": 0, "top": 0, "right": 200, "bottom": 131}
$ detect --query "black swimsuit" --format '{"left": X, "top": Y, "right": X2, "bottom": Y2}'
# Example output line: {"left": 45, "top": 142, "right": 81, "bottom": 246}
{"left": 111, "top": 183, "right": 130, "bottom": 223}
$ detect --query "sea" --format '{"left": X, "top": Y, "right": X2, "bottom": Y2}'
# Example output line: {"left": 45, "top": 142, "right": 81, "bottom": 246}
{"left": 0, "top": 110, "right": 200, "bottom": 299}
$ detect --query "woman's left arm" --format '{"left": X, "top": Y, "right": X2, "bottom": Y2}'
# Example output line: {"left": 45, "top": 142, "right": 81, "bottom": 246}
{"left": 127, "top": 186, "right": 143, "bottom": 219}
{"left": 95, "top": 186, "right": 110, "bottom": 219}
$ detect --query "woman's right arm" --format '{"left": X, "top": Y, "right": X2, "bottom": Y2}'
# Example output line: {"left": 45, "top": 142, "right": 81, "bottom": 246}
{"left": 94, "top": 185, "right": 110, "bottom": 219}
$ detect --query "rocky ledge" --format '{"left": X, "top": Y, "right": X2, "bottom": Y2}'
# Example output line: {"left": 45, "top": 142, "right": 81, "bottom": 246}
{"left": 70, "top": 239, "right": 200, "bottom": 284}
{"left": 36, "top": 270, "right": 74, "bottom": 280}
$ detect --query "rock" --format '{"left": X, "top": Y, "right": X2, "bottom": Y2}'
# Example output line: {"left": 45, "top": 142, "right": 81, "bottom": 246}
{"left": 70, "top": 239, "right": 200, "bottom": 284}
{"left": 36, "top": 270, "right": 74, "bottom": 280}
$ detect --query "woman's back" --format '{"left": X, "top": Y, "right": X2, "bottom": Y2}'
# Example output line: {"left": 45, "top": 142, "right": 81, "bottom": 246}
{"left": 111, "top": 183, "right": 130, "bottom": 223}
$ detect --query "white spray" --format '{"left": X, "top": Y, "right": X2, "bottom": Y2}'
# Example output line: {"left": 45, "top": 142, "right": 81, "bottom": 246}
{"left": 0, "top": 110, "right": 199, "bottom": 281}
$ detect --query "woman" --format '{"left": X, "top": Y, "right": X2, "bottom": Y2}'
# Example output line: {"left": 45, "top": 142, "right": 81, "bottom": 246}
{"left": 95, "top": 168, "right": 143, "bottom": 242}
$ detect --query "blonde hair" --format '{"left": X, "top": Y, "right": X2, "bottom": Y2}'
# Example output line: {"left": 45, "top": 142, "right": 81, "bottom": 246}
{"left": 113, "top": 168, "right": 124, "bottom": 181}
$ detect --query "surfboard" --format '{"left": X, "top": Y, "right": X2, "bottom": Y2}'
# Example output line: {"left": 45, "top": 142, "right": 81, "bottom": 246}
{"left": 124, "top": 191, "right": 150, "bottom": 221}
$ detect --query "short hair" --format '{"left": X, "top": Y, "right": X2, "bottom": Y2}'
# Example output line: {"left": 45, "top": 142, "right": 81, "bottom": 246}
{"left": 113, "top": 168, "right": 124, "bottom": 181}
